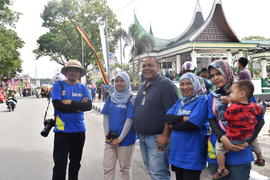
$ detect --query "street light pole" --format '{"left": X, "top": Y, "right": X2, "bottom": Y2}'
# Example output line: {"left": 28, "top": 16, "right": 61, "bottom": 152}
{"left": 81, "top": 36, "right": 84, "bottom": 67}
{"left": 104, "top": 0, "right": 110, "bottom": 83}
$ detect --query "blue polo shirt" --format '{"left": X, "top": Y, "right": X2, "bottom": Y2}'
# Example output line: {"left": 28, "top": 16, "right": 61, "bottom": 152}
{"left": 167, "top": 95, "right": 208, "bottom": 170}
{"left": 134, "top": 75, "right": 179, "bottom": 135}
{"left": 52, "top": 81, "right": 91, "bottom": 133}
{"left": 207, "top": 92, "right": 254, "bottom": 165}
{"left": 101, "top": 98, "right": 136, "bottom": 146}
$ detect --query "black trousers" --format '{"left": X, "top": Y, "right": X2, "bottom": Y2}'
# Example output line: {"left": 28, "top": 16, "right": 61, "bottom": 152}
{"left": 173, "top": 165, "right": 202, "bottom": 180}
{"left": 52, "top": 132, "right": 85, "bottom": 180}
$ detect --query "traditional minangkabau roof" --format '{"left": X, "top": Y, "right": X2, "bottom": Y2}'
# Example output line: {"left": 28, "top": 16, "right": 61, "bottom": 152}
{"left": 189, "top": 0, "right": 239, "bottom": 42}
{"left": 133, "top": 0, "right": 241, "bottom": 53}
{"left": 133, "top": 15, "right": 171, "bottom": 49}
{"left": 164, "top": 0, "right": 204, "bottom": 48}
{"left": 162, "top": 0, "right": 240, "bottom": 51}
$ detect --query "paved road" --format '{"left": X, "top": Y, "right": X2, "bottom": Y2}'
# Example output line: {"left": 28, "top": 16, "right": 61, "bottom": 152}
{"left": 0, "top": 97, "right": 149, "bottom": 180}
{"left": 0, "top": 97, "right": 269, "bottom": 180}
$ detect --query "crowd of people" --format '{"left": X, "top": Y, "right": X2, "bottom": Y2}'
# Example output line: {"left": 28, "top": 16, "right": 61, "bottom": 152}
{"left": 49, "top": 57, "right": 267, "bottom": 180}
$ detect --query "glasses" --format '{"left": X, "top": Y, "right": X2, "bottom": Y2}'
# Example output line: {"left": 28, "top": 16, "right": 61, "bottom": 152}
{"left": 142, "top": 64, "right": 157, "bottom": 68}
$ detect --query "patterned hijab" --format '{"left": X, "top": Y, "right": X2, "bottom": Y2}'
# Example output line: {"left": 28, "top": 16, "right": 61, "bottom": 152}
{"left": 111, "top": 72, "right": 132, "bottom": 104}
{"left": 180, "top": 72, "right": 204, "bottom": 106}
{"left": 208, "top": 60, "right": 234, "bottom": 95}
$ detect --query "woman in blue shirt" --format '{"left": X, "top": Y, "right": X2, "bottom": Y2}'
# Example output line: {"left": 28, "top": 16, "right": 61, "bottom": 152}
{"left": 165, "top": 72, "right": 208, "bottom": 180}
{"left": 101, "top": 72, "right": 136, "bottom": 180}
{"left": 207, "top": 60, "right": 264, "bottom": 180}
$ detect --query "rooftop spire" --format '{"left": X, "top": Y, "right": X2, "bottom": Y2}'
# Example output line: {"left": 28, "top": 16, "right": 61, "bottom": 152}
{"left": 195, "top": 0, "right": 202, "bottom": 12}
{"left": 215, "top": 0, "right": 222, "bottom": 4}
{"left": 149, "top": 24, "right": 153, "bottom": 36}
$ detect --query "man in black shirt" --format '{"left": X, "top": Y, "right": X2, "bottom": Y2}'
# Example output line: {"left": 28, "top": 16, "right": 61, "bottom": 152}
{"left": 134, "top": 56, "right": 179, "bottom": 180}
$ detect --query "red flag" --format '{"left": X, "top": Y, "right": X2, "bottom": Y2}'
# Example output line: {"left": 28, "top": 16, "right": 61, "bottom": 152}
{"left": 76, "top": 26, "right": 109, "bottom": 85}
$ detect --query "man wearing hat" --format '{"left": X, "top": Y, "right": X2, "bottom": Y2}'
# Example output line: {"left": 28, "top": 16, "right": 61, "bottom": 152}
{"left": 51, "top": 60, "right": 92, "bottom": 180}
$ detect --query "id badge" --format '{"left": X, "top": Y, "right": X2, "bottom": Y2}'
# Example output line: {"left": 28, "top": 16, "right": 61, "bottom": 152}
{"left": 141, "top": 96, "right": 145, "bottom": 106}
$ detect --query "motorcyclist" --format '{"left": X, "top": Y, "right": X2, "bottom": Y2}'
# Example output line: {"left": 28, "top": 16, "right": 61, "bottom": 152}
{"left": 6, "top": 91, "right": 17, "bottom": 111}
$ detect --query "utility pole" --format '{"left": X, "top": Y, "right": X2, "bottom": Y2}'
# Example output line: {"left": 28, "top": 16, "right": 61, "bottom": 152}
{"left": 120, "top": 37, "right": 123, "bottom": 71}
{"left": 81, "top": 36, "right": 84, "bottom": 67}
{"left": 104, "top": 0, "right": 110, "bottom": 82}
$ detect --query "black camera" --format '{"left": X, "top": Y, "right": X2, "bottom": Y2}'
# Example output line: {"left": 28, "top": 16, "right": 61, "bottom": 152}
{"left": 105, "top": 131, "right": 118, "bottom": 142}
{"left": 41, "top": 118, "right": 56, "bottom": 137}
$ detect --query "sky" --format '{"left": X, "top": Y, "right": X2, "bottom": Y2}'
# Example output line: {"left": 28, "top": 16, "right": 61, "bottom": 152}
{"left": 11, "top": 0, "right": 270, "bottom": 78}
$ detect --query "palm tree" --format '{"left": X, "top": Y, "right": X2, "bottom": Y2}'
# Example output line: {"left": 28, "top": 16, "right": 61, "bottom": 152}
{"left": 113, "top": 28, "right": 130, "bottom": 71}
{"left": 128, "top": 24, "right": 154, "bottom": 89}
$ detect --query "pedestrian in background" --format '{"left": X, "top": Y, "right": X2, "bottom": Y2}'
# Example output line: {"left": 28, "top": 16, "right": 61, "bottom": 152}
{"left": 101, "top": 72, "right": 136, "bottom": 180}
{"left": 89, "top": 82, "right": 97, "bottom": 101}
{"left": 237, "top": 57, "right": 252, "bottom": 80}
{"left": 51, "top": 60, "right": 92, "bottom": 180}
{"left": 134, "top": 56, "right": 179, "bottom": 180}
{"left": 199, "top": 67, "right": 213, "bottom": 94}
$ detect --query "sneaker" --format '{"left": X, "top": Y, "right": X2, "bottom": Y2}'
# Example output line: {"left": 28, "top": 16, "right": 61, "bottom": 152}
{"left": 254, "top": 159, "right": 265, "bottom": 166}
{"left": 213, "top": 168, "right": 230, "bottom": 180}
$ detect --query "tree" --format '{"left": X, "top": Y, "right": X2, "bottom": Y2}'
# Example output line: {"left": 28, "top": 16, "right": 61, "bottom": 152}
{"left": 128, "top": 24, "right": 154, "bottom": 56}
{"left": 0, "top": 0, "right": 20, "bottom": 27}
{"left": 128, "top": 23, "right": 154, "bottom": 86}
{"left": 242, "top": 36, "right": 270, "bottom": 41}
{"left": 34, "top": 0, "right": 120, "bottom": 71}
{"left": 113, "top": 28, "right": 130, "bottom": 70}
{"left": 0, "top": 0, "right": 23, "bottom": 82}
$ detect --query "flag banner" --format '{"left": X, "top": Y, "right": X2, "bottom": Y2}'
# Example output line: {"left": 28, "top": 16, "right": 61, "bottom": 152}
{"left": 76, "top": 26, "right": 109, "bottom": 85}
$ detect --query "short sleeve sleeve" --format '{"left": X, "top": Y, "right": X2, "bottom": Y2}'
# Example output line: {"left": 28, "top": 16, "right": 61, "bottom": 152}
{"left": 83, "top": 85, "right": 91, "bottom": 100}
{"left": 52, "top": 82, "right": 62, "bottom": 100}
{"left": 127, "top": 101, "right": 134, "bottom": 119}
{"left": 161, "top": 80, "right": 179, "bottom": 111}
{"left": 101, "top": 99, "right": 110, "bottom": 115}
{"left": 166, "top": 99, "right": 180, "bottom": 115}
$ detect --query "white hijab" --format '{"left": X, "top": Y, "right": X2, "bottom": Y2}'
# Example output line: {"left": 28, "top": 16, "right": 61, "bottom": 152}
{"left": 111, "top": 72, "right": 132, "bottom": 104}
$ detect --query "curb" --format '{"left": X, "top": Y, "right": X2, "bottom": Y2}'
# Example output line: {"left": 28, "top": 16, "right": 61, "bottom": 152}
{"left": 92, "top": 104, "right": 101, "bottom": 112}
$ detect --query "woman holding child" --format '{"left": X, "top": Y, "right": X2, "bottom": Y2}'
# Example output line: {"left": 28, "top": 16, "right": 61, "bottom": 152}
{"left": 207, "top": 60, "right": 265, "bottom": 180}
{"left": 165, "top": 72, "right": 208, "bottom": 180}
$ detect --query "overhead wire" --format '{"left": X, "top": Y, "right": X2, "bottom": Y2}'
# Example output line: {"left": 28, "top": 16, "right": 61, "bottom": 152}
{"left": 116, "top": 0, "right": 137, "bottom": 12}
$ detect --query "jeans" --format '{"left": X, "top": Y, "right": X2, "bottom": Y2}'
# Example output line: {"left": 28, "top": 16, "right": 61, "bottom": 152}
{"left": 209, "top": 163, "right": 251, "bottom": 180}
{"left": 52, "top": 132, "right": 85, "bottom": 180}
{"left": 138, "top": 134, "right": 170, "bottom": 180}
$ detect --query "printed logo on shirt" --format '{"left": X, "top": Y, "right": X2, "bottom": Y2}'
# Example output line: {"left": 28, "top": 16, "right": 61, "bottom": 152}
{"left": 62, "top": 90, "right": 66, "bottom": 96}
{"left": 116, "top": 104, "right": 127, "bottom": 109}
{"left": 177, "top": 109, "right": 191, "bottom": 116}
{"left": 55, "top": 115, "right": 65, "bottom": 131}
{"left": 72, "top": 92, "right": 83, "bottom": 97}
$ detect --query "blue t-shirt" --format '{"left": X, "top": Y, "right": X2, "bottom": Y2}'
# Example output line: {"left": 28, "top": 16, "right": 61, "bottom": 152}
{"left": 167, "top": 95, "right": 208, "bottom": 170}
{"left": 52, "top": 81, "right": 91, "bottom": 133}
{"left": 207, "top": 92, "right": 254, "bottom": 165}
{"left": 101, "top": 98, "right": 136, "bottom": 146}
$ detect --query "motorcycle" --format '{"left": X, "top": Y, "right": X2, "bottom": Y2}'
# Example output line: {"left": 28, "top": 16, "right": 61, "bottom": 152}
{"left": 6, "top": 97, "right": 17, "bottom": 111}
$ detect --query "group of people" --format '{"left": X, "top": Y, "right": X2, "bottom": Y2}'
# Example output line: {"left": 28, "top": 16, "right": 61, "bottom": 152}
{"left": 50, "top": 56, "right": 265, "bottom": 180}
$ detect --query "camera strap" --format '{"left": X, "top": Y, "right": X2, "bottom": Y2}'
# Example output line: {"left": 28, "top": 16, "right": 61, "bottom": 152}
{"left": 43, "top": 81, "right": 64, "bottom": 120}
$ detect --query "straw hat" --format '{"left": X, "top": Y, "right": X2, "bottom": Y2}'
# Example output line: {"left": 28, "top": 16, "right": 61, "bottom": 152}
{"left": 61, "top": 60, "right": 86, "bottom": 77}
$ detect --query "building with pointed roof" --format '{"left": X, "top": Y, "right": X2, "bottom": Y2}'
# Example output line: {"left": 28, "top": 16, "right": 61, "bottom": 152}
{"left": 130, "top": 0, "right": 270, "bottom": 79}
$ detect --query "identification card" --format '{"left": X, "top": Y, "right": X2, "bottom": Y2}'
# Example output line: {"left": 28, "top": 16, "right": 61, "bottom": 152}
{"left": 141, "top": 96, "right": 145, "bottom": 106}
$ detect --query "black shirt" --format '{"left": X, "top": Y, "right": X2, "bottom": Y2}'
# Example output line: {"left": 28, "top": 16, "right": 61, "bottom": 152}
{"left": 134, "top": 75, "right": 179, "bottom": 135}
